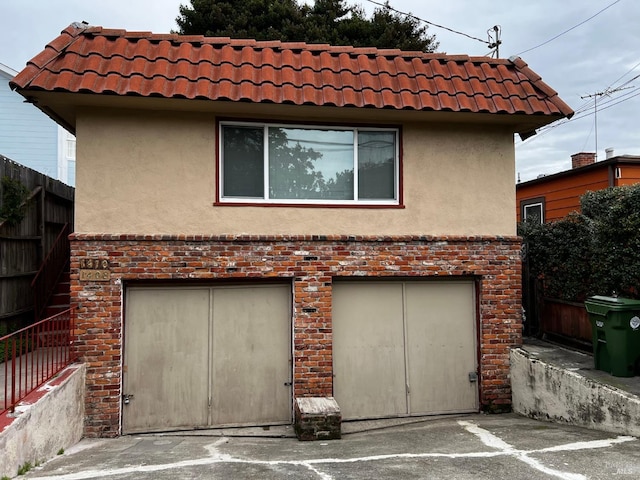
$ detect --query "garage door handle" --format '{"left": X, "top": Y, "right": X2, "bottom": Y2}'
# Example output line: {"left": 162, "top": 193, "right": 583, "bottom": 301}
{"left": 284, "top": 382, "right": 292, "bottom": 386}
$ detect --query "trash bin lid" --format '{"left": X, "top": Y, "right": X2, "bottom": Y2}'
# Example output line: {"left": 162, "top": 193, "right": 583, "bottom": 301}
{"left": 585, "top": 295, "right": 640, "bottom": 316}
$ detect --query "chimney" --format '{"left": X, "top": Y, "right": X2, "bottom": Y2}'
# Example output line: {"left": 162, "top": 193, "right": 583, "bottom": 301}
{"left": 571, "top": 152, "right": 596, "bottom": 169}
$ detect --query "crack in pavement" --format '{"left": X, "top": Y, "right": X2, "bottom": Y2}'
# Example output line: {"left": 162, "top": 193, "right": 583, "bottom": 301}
{"left": 457, "top": 420, "right": 634, "bottom": 480}
{"left": 26, "top": 421, "right": 636, "bottom": 480}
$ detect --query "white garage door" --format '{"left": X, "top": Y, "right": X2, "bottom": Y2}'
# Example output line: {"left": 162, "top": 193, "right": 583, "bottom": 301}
{"left": 123, "top": 284, "right": 291, "bottom": 433}
{"left": 333, "top": 280, "right": 478, "bottom": 420}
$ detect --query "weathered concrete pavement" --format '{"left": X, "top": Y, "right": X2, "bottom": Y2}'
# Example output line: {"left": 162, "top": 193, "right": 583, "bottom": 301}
{"left": 21, "top": 414, "right": 640, "bottom": 479}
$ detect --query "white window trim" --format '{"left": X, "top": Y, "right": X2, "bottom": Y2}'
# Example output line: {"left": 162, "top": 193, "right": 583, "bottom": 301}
{"left": 218, "top": 121, "right": 400, "bottom": 206}
{"left": 523, "top": 202, "right": 544, "bottom": 223}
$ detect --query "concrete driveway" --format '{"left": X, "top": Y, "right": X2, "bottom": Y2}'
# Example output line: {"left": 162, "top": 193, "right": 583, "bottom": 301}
{"left": 22, "top": 414, "right": 640, "bottom": 480}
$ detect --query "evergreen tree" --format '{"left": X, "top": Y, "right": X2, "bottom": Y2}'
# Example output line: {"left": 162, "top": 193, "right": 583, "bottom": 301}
{"left": 175, "top": 0, "right": 438, "bottom": 52}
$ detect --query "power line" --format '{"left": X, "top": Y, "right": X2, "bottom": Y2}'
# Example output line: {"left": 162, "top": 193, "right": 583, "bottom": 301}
{"left": 580, "top": 116, "right": 595, "bottom": 152}
{"left": 605, "top": 60, "right": 640, "bottom": 90}
{"left": 568, "top": 69, "right": 640, "bottom": 118}
{"left": 364, "top": 0, "right": 488, "bottom": 45}
{"left": 557, "top": 62, "right": 640, "bottom": 119}
{"left": 580, "top": 88, "right": 621, "bottom": 158}
{"left": 516, "top": 0, "right": 623, "bottom": 56}
{"left": 515, "top": 87, "right": 640, "bottom": 146}
{"left": 515, "top": 60, "right": 639, "bottom": 148}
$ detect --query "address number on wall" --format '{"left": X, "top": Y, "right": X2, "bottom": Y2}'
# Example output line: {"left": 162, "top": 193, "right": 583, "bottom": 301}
{"left": 79, "top": 258, "right": 111, "bottom": 282}
{"left": 79, "top": 269, "right": 111, "bottom": 281}
{"left": 79, "top": 258, "right": 110, "bottom": 269}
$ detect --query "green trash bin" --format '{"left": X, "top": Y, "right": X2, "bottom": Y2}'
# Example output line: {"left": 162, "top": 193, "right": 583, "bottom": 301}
{"left": 585, "top": 295, "right": 640, "bottom": 377}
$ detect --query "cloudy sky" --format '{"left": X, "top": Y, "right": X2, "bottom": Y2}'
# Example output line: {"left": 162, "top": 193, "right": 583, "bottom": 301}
{"left": 1, "top": 0, "right": 638, "bottom": 181}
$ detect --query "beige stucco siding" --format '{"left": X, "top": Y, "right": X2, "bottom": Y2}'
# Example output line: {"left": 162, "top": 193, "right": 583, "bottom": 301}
{"left": 76, "top": 108, "right": 515, "bottom": 236}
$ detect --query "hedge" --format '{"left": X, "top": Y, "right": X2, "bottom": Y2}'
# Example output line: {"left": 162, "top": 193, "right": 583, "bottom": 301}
{"left": 519, "top": 183, "right": 640, "bottom": 301}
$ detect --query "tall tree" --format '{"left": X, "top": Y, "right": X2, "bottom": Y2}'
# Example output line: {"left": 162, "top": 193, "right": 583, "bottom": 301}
{"left": 175, "top": 0, "right": 438, "bottom": 52}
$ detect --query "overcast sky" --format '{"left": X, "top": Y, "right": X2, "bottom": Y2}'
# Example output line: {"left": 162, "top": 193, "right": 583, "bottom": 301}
{"left": 1, "top": 0, "right": 638, "bottom": 181}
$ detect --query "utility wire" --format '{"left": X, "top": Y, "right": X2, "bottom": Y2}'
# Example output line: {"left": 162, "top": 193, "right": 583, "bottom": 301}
{"left": 516, "top": 87, "right": 640, "bottom": 144}
{"left": 515, "top": 87, "right": 640, "bottom": 146}
{"left": 516, "top": 0, "right": 623, "bottom": 56}
{"left": 564, "top": 62, "right": 640, "bottom": 118}
{"left": 364, "top": 0, "right": 488, "bottom": 45}
{"left": 515, "top": 60, "right": 639, "bottom": 147}
{"left": 605, "top": 60, "right": 640, "bottom": 90}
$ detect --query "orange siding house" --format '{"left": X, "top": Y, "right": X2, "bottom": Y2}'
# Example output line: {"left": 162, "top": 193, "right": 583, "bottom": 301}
{"left": 517, "top": 152, "right": 640, "bottom": 223}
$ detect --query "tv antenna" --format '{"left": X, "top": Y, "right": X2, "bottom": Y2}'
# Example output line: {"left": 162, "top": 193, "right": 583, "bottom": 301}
{"left": 487, "top": 25, "right": 501, "bottom": 58}
{"left": 581, "top": 85, "right": 633, "bottom": 159}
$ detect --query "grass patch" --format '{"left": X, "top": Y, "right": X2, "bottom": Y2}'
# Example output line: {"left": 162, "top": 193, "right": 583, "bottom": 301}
{"left": 17, "top": 461, "right": 33, "bottom": 475}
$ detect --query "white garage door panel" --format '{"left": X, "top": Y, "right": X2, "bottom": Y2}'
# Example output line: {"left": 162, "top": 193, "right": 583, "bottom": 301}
{"left": 333, "top": 283, "right": 407, "bottom": 419}
{"left": 405, "top": 282, "right": 478, "bottom": 414}
{"left": 333, "top": 281, "right": 478, "bottom": 420}
{"left": 123, "top": 284, "right": 291, "bottom": 434}
{"left": 211, "top": 285, "right": 291, "bottom": 426}
{"left": 123, "top": 288, "right": 210, "bottom": 433}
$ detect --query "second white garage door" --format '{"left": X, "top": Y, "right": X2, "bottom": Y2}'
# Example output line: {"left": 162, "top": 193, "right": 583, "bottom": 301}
{"left": 332, "top": 280, "right": 478, "bottom": 420}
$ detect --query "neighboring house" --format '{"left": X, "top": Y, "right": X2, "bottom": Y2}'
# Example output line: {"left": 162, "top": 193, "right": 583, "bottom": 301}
{"left": 0, "top": 62, "right": 76, "bottom": 185}
{"left": 517, "top": 151, "right": 640, "bottom": 223}
{"left": 11, "top": 23, "right": 573, "bottom": 437}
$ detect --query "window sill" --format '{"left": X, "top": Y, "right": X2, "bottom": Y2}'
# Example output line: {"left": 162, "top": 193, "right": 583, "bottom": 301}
{"left": 213, "top": 201, "right": 405, "bottom": 209}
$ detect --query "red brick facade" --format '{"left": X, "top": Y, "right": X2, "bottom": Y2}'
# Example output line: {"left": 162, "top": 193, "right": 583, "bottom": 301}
{"left": 571, "top": 152, "right": 596, "bottom": 169}
{"left": 70, "top": 234, "right": 522, "bottom": 437}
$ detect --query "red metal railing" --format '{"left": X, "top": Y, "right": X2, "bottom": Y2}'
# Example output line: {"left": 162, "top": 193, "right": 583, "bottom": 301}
{"left": 32, "top": 223, "right": 71, "bottom": 321}
{"left": 1, "top": 308, "right": 77, "bottom": 415}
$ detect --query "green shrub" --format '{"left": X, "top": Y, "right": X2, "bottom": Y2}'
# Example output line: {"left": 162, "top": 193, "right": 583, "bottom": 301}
{"left": 0, "top": 176, "right": 29, "bottom": 226}
{"left": 520, "top": 184, "right": 640, "bottom": 301}
{"left": 582, "top": 185, "right": 640, "bottom": 298}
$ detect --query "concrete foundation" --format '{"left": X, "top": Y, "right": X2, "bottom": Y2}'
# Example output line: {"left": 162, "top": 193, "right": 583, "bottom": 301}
{"left": 511, "top": 347, "right": 640, "bottom": 437}
{"left": 0, "top": 363, "right": 85, "bottom": 479}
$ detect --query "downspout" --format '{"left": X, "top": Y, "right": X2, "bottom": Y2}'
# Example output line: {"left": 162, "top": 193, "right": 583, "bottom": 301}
{"left": 607, "top": 164, "right": 615, "bottom": 187}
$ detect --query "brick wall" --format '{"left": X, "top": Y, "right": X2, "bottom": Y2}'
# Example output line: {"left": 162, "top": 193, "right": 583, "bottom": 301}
{"left": 70, "top": 234, "right": 522, "bottom": 437}
{"left": 571, "top": 152, "right": 596, "bottom": 169}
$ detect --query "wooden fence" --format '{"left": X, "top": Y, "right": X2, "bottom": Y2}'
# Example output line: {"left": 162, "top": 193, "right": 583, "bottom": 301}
{"left": 0, "top": 155, "right": 74, "bottom": 329}
{"left": 541, "top": 298, "right": 592, "bottom": 349}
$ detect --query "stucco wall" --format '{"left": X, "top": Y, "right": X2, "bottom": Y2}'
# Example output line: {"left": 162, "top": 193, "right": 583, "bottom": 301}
{"left": 75, "top": 108, "right": 515, "bottom": 236}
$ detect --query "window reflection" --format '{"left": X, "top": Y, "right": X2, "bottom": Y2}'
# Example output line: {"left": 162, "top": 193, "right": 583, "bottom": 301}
{"left": 269, "top": 128, "right": 354, "bottom": 200}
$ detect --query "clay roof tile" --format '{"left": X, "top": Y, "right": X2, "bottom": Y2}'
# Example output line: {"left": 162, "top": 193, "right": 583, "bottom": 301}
{"left": 10, "top": 25, "right": 574, "bottom": 132}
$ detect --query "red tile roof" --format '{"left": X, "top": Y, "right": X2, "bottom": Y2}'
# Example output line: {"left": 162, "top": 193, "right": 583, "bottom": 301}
{"left": 12, "top": 23, "right": 573, "bottom": 122}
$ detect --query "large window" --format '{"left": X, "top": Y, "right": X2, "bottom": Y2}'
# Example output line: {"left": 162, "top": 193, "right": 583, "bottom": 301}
{"left": 220, "top": 122, "right": 399, "bottom": 205}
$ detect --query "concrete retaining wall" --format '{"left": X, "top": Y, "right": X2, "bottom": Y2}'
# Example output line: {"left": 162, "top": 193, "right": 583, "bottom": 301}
{"left": 0, "top": 363, "right": 85, "bottom": 478}
{"left": 511, "top": 348, "right": 640, "bottom": 437}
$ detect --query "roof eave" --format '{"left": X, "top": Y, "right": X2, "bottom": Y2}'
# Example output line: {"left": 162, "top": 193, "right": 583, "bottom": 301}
{"left": 517, "top": 156, "right": 640, "bottom": 188}
{"left": 12, "top": 88, "right": 572, "bottom": 136}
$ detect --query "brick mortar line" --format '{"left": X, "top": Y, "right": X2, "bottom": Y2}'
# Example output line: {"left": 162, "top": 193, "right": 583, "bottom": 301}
{"left": 70, "top": 234, "right": 522, "bottom": 243}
